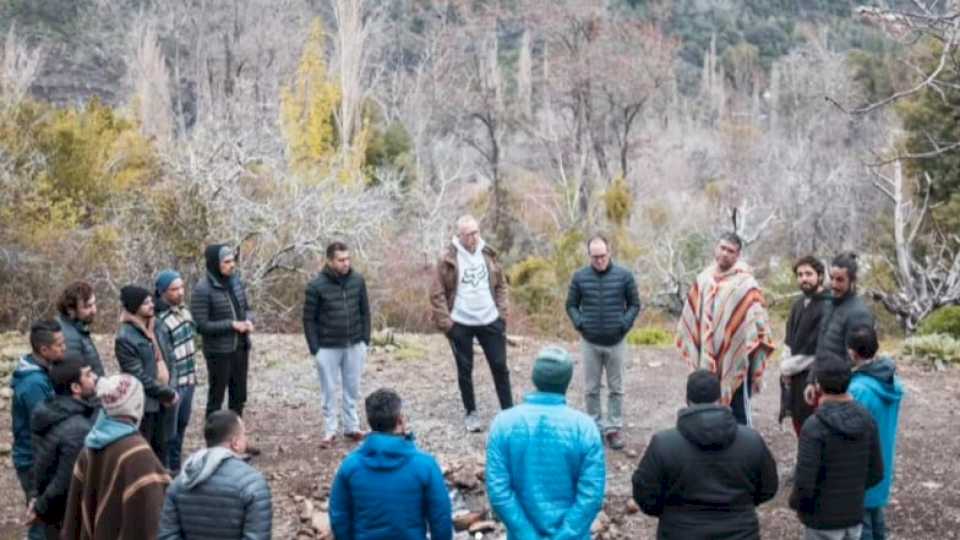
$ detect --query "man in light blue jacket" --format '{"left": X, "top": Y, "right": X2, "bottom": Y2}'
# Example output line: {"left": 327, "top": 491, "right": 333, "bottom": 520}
{"left": 848, "top": 325, "right": 904, "bottom": 540}
{"left": 486, "top": 346, "right": 606, "bottom": 540}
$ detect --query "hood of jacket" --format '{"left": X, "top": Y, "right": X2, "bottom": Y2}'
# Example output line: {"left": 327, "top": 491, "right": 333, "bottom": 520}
{"left": 815, "top": 400, "right": 872, "bottom": 440}
{"left": 357, "top": 432, "right": 415, "bottom": 471}
{"left": 10, "top": 354, "right": 47, "bottom": 388}
{"left": 84, "top": 411, "right": 139, "bottom": 449}
{"left": 853, "top": 356, "right": 903, "bottom": 405}
{"left": 204, "top": 244, "right": 232, "bottom": 283}
{"left": 31, "top": 395, "right": 96, "bottom": 436}
{"left": 676, "top": 404, "right": 738, "bottom": 450}
{"left": 179, "top": 446, "right": 237, "bottom": 489}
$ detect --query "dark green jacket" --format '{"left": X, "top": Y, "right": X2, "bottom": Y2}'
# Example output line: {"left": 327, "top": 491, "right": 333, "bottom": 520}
{"left": 303, "top": 267, "right": 371, "bottom": 354}
{"left": 566, "top": 263, "right": 642, "bottom": 346}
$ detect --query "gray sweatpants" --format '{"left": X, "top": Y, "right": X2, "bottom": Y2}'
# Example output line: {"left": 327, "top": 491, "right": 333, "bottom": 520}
{"left": 314, "top": 342, "right": 367, "bottom": 437}
{"left": 804, "top": 525, "right": 863, "bottom": 540}
{"left": 581, "top": 338, "right": 625, "bottom": 433}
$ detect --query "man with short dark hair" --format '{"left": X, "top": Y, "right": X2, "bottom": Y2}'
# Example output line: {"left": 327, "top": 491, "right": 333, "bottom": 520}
{"left": 632, "top": 369, "right": 779, "bottom": 539}
{"left": 779, "top": 255, "right": 828, "bottom": 436}
{"left": 191, "top": 244, "right": 256, "bottom": 420}
{"left": 11, "top": 320, "right": 64, "bottom": 540}
{"left": 430, "top": 214, "right": 513, "bottom": 432}
{"left": 56, "top": 281, "right": 104, "bottom": 377}
{"left": 848, "top": 326, "right": 903, "bottom": 540}
{"left": 29, "top": 358, "right": 98, "bottom": 537}
{"left": 566, "top": 234, "right": 642, "bottom": 450}
{"left": 158, "top": 410, "right": 273, "bottom": 540}
{"left": 154, "top": 270, "right": 199, "bottom": 474}
{"left": 790, "top": 353, "right": 884, "bottom": 540}
{"left": 116, "top": 285, "right": 178, "bottom": 466}
{"left": 329, "top": 388, "right": 452, "bottom": 540}
{"left": 676, "top": 233, "right": 775, "bottom": 425}
{"left": 63, "top": 374, "right": 171, "bottom": 540}
{"left": 303, "top": 241, "right": 371, "bottom": 447}
{"left": 486, "top": 347, "right": 605, "bottom": 539}
{"left": 804, "top": 253, "right": 876, "bottom": 406}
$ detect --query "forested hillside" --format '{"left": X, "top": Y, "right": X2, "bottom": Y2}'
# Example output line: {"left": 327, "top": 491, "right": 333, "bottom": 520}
{"left": 0, "top": 0, "right": 957, "bottom": 342}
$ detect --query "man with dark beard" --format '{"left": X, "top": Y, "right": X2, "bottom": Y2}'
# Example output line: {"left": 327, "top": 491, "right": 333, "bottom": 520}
{"left": 779, "top": 256, "right": 827, "bottom": 436}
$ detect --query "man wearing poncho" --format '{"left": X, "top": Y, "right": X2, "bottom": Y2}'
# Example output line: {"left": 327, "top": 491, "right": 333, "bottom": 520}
{"left": 676, "top": 233, "right": 775, "bottom": 426}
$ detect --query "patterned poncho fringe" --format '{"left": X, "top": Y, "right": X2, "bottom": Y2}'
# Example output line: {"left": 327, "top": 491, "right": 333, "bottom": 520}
{"left": 676, "top": 261, "right": 776, "bottom": 404}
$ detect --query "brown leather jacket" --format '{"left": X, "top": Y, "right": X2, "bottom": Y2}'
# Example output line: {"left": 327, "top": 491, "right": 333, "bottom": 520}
{"left": 429, "top": 243, "right": 508, "bottom": 331}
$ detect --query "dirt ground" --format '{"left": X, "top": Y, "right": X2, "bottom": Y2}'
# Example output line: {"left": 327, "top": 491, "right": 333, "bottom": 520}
{"left": 1, "top": 332, "right": 958, "bottom": 539}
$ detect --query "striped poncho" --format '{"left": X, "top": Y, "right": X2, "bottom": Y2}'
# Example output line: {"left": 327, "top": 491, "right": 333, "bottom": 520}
{"left": 676, "top": 261, "right": 775, "bottom": 404}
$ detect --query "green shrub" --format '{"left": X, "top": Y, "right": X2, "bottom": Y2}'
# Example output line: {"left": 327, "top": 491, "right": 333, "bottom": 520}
{"left": 627, "top": 326, "right": 674, "bottom": 347}
{"left": 901, "top": 333, "right": 960, "bottom": 364}
{"left": 918, "top": 305, "right": 960, "bottom": 338}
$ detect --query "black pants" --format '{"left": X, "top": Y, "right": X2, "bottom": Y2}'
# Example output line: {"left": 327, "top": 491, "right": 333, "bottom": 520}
{"left": 730, "top": 362, "right": 756, "bottom": 426}
{"left": 139, "top": 409, "right": 169, "bottom": 467}
{"left": 205, "top": 347, "right": 249, "bottom": 417}
{"left": 447, "top": 319, "right": 513, "bottom": 413}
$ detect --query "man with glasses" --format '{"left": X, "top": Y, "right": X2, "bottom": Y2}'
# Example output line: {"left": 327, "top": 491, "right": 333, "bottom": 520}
{"left": 565, "top": 235, "right": 642, "bottom": 450}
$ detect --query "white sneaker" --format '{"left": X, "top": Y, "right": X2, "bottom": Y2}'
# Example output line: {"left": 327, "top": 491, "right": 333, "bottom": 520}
{"left": 465, "top": 411, "right": 484, "bottom": 433}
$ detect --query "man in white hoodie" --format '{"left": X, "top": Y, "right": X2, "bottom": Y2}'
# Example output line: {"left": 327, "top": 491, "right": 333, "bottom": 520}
{"left": 430, "top": 215, "right": 513, "bottom": 432}
{"left": 158, "top": 410, "right": 272, "bottom": 540}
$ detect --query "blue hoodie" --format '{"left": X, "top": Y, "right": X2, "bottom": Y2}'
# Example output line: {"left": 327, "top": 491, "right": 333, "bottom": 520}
{"left": 849, "top": 356, "right": 904, "bottom": 509}
{"left": 329, "top": 432, "right": 452, "bottom": 540}
{"left": 84, "top": 412, "right": 139, "bottom": 450}
{"left": 10, "top": 354, "right": 53, "bottom": 470}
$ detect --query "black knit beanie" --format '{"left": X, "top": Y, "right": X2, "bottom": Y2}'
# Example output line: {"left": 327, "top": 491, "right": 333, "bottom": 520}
{"left": 120, "top": 285, "right": 151, "bottom": 314}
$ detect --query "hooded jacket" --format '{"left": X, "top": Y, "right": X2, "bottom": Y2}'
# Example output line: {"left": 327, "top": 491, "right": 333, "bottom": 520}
{"left": 330, "top": 432, "right": 452, "bottom": 540}
{"left": 789, "top": 400, "right": 884, "bottom": 529}
{"left": 30, "top": 395, "right": 97, "bottom": 524}
{"left": 10, "top": 354, "right": 53, "bottom": 471}
{"left": 303, "top": 265, "right": 371, "bottom": 354}
{"left": 566, "top": 262, "right": 642, "bottom": 346}
{"left": 849, "top": 357, "right": 904, "bottom": 509}
{"left": 631, "top": 404, "right": 778, "bottom": 540}
{"left": 191, "top": 244, "right": 254, "bottom": 355}
{"left": 58, "top": 315, "right": 105, "bottom": 377}
{"left": 486, "top": 392, "right": 605, "bottom": 540}
{"left": 158, "top": 447, "right": 272, "bottom": 540}
{"left": 63, "top": 414, "right": 170, "bottom": 540}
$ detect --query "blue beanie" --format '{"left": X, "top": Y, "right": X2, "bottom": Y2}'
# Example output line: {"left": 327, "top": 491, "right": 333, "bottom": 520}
{"left": 155, "top": 269, "right": 182, "bottom": 295}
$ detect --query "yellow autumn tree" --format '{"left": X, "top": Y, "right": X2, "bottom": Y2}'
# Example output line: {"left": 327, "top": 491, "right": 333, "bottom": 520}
{"left": 281, "top": 19, "right": 343, "bottom": 181}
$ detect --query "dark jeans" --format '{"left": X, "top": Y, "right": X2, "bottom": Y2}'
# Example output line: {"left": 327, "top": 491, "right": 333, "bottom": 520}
{"left": 139, "top": 409, "right": 169, "bottom": 468}
{"left": 205, "top": 347, "right": 249, "bottom": 417}
{"left": 447, "top": 318, "right": 513, "bottom": 413}
{"left": 16, "top": 467, "right": 48, "bottom": 540}
{"left": 861, "top": 507, "right": 886, "bottom": 540}
{"left": 166, "top": 384, "right": 195, "bottom": 472}
{"left": 731, "top": 362, "right": 758, "bottom": 426}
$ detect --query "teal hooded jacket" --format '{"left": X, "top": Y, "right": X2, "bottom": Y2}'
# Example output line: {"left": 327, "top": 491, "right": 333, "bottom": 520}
{"left": 849, "top": 356, "right": 904, "bottom": 509}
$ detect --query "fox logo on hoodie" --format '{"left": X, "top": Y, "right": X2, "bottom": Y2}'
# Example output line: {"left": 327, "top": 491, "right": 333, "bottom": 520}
{"left": 460, "top": 263, "right": 488, "bottom": 288}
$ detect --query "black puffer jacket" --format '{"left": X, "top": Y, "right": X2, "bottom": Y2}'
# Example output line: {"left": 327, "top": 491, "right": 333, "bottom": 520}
{"left": 303, "top": 266, "right": 371, "bottom": 354}
{"left": 816, "top": 292, "right": 874, "bottom": 360}
{"left": 789, "top": 400, "right": 884, "bottom": 530}
{"left": 30, "top": 395, "right": 97, "bottom": 525}
{"left": 57, "top": 316, "right": 104, "bottom": 376}
{"left": 158, "top": 448, "right": 272, "bottom": 540}
{"left": 191, "top": 245, "right": 255, "bottom": 355}
{"left": 565, "top": 263, "right": 642, "bottom": 346}
{"left": 632, "top": 405, "right": 779, "bottom": 540}
{"left": 115, "top": 322, "right": 177, "bottom": 412}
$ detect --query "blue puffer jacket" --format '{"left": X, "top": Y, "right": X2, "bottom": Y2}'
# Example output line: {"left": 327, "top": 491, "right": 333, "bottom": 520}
{"left": 486, "top": 392, "right": 606, "bottom": 540}
{"left": 10, "top": 354, "right": 53, "bottom": 471}
{"left": 849, "top": 356, "right": 904, "bottom": 509}
{"left": 158, "top": 447, "right": 272, "bottom": 540}
{"left": 330, "top": 432, "right": 451, "bottom": 540}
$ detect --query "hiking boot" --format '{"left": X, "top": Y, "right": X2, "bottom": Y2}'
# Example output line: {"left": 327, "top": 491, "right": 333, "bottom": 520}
{"left": 319, "top": 434, "right": 337, "bottom": 449}
{"left": 605, "top": 430, "right": 626, "bottom": 450}
{"left": 465, "top": 411, "right": 484, "bottom": 433}
{"left": 245, "top": 444, "right": 262, "bottom": 456}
